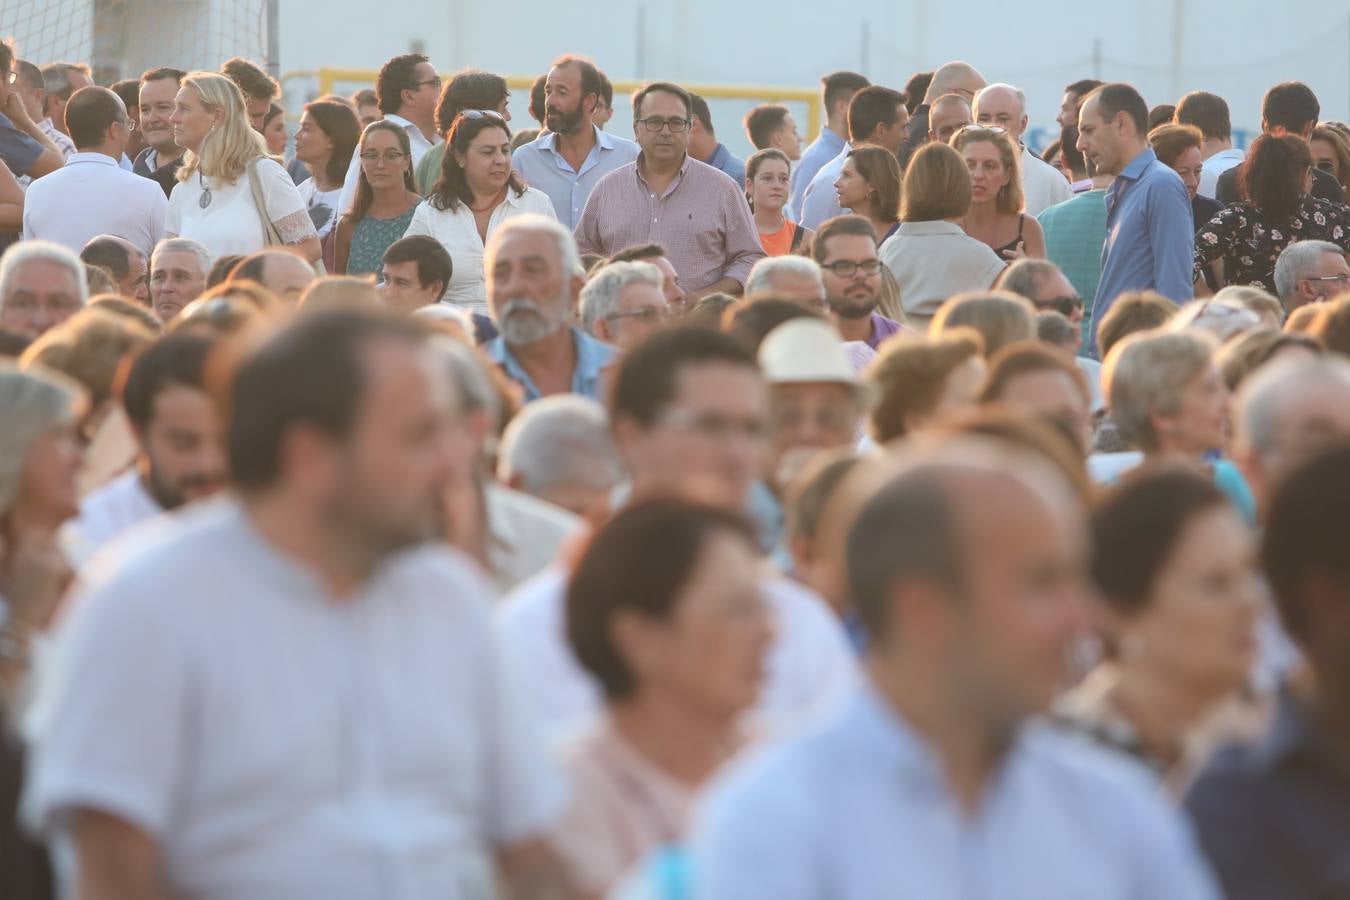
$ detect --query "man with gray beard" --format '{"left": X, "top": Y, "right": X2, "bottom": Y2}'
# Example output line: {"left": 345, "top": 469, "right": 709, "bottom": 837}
{"left": 484, "top": 214, "right": 621, "bottom": 403}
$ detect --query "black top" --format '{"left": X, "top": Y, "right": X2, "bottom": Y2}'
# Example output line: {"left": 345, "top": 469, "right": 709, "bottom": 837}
{"left": 132, "top": 146, "right": 183, "bottom": 199}
{"left": 1191, "top": 194, "right": 1224, "bottom": 293}
{"left": 1216, "top": 161, "right": 1344, "bottom": 205}
{"left": 1, "top": 704, "right": 53, "bottom": 900}
{"left": 898, "top": 105, "right": 930, "bottom": 170}
{"left": 991, "top": 214, "right": 1026, "bottom": 258}
{"left": 1193, "top": 195, "right": 1350, "bottom": 292}
{"left": 1185, "top": 692, "right": 1350, "bottom": 900}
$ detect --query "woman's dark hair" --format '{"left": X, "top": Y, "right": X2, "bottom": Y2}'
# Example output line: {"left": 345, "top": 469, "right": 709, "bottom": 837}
{"left": 206, "top": 254, "right": 245, "bottom": 289}
{"left": 1240, "top": 133, "right": 1313, "bottom": 220}
{"left": 1090, "top": 465, "right": 1229, "bottom": 619}
{"left": 428, "top": 113, "right": 523, "bottom": 212}
{"left": 847, "top": 144, "right": 902, "bottom": 224}
{"left": 744, "top": 147, "right": 791, "bottom": 207}
{"left": 566, "top": 498, "right": 758, "bottom": 701}
{"left": 262, "top": 102, "right": 283, "bottom": 127}
{"left": 1148, "top": 123, "right": 1203, "bottom": 169}
{"left": 902, "top": 71, "right": 933, "bottom": 116}
{"left": 350, "top": 119, "right": 416, "bottom": 223}
{"left": 434, "top": 69, "right": 510, "bottom": 136}
{"left": 528, "top": 73, "right": 547, "bottom": 125}
{"left": 302, "top": 99, "right": 361, "bottom": 185}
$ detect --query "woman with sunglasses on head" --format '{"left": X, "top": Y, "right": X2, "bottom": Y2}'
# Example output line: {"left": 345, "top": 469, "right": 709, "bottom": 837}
{"left": 402, "top": 110, "right": 555, "bottom": 312}
{"left": 952, "top": 125, "right": 1045, "bottom": 261}
{"left": 334, "top": 121, "right": 422, "bottom": 276}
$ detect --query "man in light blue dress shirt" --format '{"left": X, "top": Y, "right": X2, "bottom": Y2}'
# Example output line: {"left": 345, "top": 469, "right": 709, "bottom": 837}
{"left": 789, "top": 71, "right": 870, "bottom": 213}
{"left": 688, "top": 94, "right": 745, "bottom": 187}
{"left": 510, "top": 56, "right": 639, "bottom": 229}
{"left": 1077, "top": 83, "right": 1194, "bottom": 355}
{"left": 799, "top": 86, "right": 907, "bottom": 231}
{"left": 690, "top": 443, "right": 1222, "bottom": 900}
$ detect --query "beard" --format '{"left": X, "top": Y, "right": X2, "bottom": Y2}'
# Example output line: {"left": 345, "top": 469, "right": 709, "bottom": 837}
{"left": 144, "top": 463, "right": 222, "bottom": 511}
{"left": 544, "top": 103, "right": 585, "bottom": 135}
{"left": 499, "top": 297, "right": 566, "bottom": 346}
{"left": 828, "top": 286, "right": 880, "bottom": 320}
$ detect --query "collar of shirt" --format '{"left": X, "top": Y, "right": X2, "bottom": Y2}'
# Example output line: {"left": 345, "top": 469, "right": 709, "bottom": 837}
{"left": 818, "top": 126, "right": 845, "bottom": 152}
{"left": 383, "top": 112, "right": 437, "bottom": 149}
{"left": 485, "top": 326, "right": 617, "bottom": 402}
{"left": 1118, "top": 146, "right": 1158, "bottom": 183}
{"left": 66, "top": 151, "right": 119, "bottom": 167}
{"left": 544, "top": 123, "right": 619, "bottom": 155}
{"left": 706, "top": 142, "right": 731, "bottom": 170}
{"left": 895, "top": 220, "right": 965, "bottom": 237}
{"left": 634, "top": 152, "right": 693, "bottom": 199}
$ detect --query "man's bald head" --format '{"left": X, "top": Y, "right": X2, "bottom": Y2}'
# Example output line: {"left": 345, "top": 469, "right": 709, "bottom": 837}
{"left": 973, "top": 83, "right": 1028, "bottom": 140}
{"left": 230, "top": 250, "right": 316, "bottom": 305}
{"left": 924, "top": 61, "right": 987, "bottom": 104}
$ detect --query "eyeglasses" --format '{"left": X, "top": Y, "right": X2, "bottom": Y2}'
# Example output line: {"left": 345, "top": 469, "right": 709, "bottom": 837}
{"left": 607, "top": 305, "right": 667, "bottom": 324}
{"left": 954, "top": 124, "right": 1009, "bottom": 138}
{"left": 822, "top": 258, "right": 882, "bottom": 278}
{"left": 460, "top": 109, "right": 505, "bottom": 123}
{"left": 359, "top": 150, "right": 407, "bottom": 165}
{"left": 770, "top": 403, "right": 859, "bottom": 433}
{"left": 637, "top": 116, "right": 691, "bottom": 133}
{"left": 1315, "top": 160, "right": 1337, "bottom": 172}
{"left": 1306, "top": 273, "right": 1350, "bottom": 284}
{"left": 1035, "top": 294, "right": 1083, "bottom": 317}
{"left": 661, "top": 408, "right": 770, "bottom": 443}
{"left": 413, "top": 77, "right": 443, "bottom": 91}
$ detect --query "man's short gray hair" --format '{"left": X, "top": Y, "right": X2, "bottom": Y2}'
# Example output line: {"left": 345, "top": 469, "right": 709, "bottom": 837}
{"left": 41, "top": 61, "right": 90, "bottom": 101}
{"left": 745, "top": 255, "right": 825, "bottom": 297}
{"left": 999, "top": 258, "right": 1061, "bottom": 303}
{"left": 1236, "top": 355, "right": 1350, "bottom": 459}
{"left": 0, "top": 240, "right": 89, "bottom": 310}
{"left": 150, "top": 237, "right": 214, "bottom": 279}
{"left": 1103, "top": 328, "right": 1217, "bottom": 452}
{"left": 487, "top": 214, "right": 582, "bottom": 280}
{"left": 1273, "top": 240, "right": 1345, "bottom": 302}
{"left": 579, "top": 261, "right": 663, "bottom": 335}
{"left": 497, "top": 395, "right": 623, "bottom": 496}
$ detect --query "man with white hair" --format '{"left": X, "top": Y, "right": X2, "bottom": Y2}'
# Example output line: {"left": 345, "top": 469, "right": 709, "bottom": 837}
{"left": 745, "top": 256, "right": 828, "bottom": 312}
{"left": 578, "top": 260, "right": 667, "bottom": 351}
{"left": 149, "top": 237, "right": 212, "bottom": 323}
{"left": 497, "top": 394, "right": 623, "bottom": 520}
{"left": 973, "top": 83, "right": 1072, "bottom": 215}
{"left": 1272, "top": 240, "right": 1350, "bottom": 312}
{"left": 0, "top": 240, "right": 87, "bottom": 339}
{"left": 485, "top": 214, "right": 619, "bottom": 403}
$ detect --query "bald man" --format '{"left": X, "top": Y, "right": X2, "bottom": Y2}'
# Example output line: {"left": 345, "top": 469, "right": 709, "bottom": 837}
{"left": 898, "top": 60, "right": 986, "bottom": 167}
{"left": 974, "top": 83, "right": 1072, "bottom": 215}
{"left": 229, "top": 249, "right": 317, "bottom": 305}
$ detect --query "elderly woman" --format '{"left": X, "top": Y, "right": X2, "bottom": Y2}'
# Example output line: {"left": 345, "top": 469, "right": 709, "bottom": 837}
{"left": 867, "top": 329, "right": 987, "bottom": 444}
{"left": 555, "top": 498, "right": 772, "bottom": 896}
{"left": 1101, "top": 328, "right": 1254, "bottom": 520}
{"left": 929, "top": 289, "right": 1036, "bottom": 357}
{"left": 1058, "top": 466, "right": 1261, "bottom": 789}
{"left": 880, "top": 142, "right": 1005, "bottom": 329}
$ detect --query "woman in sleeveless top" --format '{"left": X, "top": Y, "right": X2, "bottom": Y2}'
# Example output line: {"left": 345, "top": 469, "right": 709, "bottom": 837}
{"left": 333, "top": 120, "right": 422, "bottom": 277}
{"left": 953, "top": 124, "right": 1046, "bottom": 261}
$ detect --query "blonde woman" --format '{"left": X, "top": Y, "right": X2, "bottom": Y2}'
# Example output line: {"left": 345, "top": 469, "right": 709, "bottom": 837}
{"left": 165, "top": 72, "right": 320, "bottom": 262}
{"left": 952, "top": 125, "right": 1046, "bottom": 260}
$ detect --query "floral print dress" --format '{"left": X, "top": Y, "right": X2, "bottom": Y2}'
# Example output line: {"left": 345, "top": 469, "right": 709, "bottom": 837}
{"left": 1193, "top": 196, "right": 1350, "bottom": 292}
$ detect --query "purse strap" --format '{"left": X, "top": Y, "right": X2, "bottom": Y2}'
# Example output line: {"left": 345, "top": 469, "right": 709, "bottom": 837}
{"left": 246, "top": 159, "right": 284, "bottom": 247}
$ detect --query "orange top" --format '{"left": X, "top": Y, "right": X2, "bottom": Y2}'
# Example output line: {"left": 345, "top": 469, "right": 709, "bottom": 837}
{"left": 759, "top": 220, "right": 798, "bottom": 257}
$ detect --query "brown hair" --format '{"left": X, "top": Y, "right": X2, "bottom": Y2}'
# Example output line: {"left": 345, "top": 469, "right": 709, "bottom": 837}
{"left": 1216, "top": 328, "right": 1322, "bottom": 391}
{"left": 867, "top": 330, "right": 985, "bottom": 442}
{"left": 1147, "top": 122, "right": 1204, "bottom": 168}
{"left": 18, "top": 308, "right": 156, "bottom": 416}
{"left": 350, "top": 120, "right": 417, "bottom": 223}
{"left": 744, "top": 147, "right": 792, "bottom": 207}
{"left": 846, "top": 144, "right": 902, "bottom": 225}
{"left": 811, "top": 215, "right": 878, "bottom": 264}
{"left": 980, "top": 340, "right": 1091, "bottom": 405}
{"left": 302, "top": 99, "right": 362, "bottom": 186}
{"left": 931, "top": 291, "right": 1036, "bottom": 357}
{"left": 1240, "top": 133, "right": 1313, "bottom": 220}
{"left": 952, "top": 125, "right": 1024, "bottom": 216}
{"left": 1095, "top": 290, "right": 1176, "bottom": 359}
{"left": 1312, "top": 125, "right": 1350, "bottom": 193}
{"left": 1309, "top": 296, "right": 1350, "bottom": 357}
{"left": 901, "top": 141, "right": 971, "bottom": 221}
{"left": 1284, "top": 303, "right": 1323, "bottom": 334}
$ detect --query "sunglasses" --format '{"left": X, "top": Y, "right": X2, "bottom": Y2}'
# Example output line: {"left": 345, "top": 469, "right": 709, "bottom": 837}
{"left": 460, "top": 109, "right": 506, "bottom": 123}
{"left": 1035, "top": 295, "right": 1083, "bottom": 317}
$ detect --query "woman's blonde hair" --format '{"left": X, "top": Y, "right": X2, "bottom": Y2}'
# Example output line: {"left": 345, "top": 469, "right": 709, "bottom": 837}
{"left": 0, "top": 363, "right": 85, "bottom": 516}
{"left": 867, "top": 329, "right": 985, "bottom": 443}
{"left": 952, "top": 126, "right": 1025, "bottom": 216}
{"left": 177, "top": 71, "right": 276, "bottom": 184}
{"left": 19, "top": 308, "right": 156, "bottom": 418}
{"left": 901, "top": 142, "right": 970, "bottom": 221}
{"left": 1102, "top": 328, "right": 1217, "bottom": 452}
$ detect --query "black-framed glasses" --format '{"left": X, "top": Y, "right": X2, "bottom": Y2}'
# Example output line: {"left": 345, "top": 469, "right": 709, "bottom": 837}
{"left": 359, "top": 149, "right": 407, "bottom": 164}
{"left": 637, "top": 116, "right": 691, "bottom": 133}
{"left": 1306, "top": 273, "right": 1350, "bottom": 284}
{"left": 822, "top": 258, "right": 882, "bottom": 278}
{"left": 413, "top": 77, "right": 442, "bottom": 91}
{"left": 1035, "top": 294, "right": 1083, "bottom": 317}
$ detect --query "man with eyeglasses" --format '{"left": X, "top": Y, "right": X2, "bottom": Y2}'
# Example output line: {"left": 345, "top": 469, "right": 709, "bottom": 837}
{"left": 575, "top": 81, "right": 764, "bottom": 304}
{"left": 21, "top": 86, "right": 166, "bottom": 257}
{"left": 812, "top": 215, "right": 903, "bottom": 350}
{"left": 1273, "top": 240, "right": 1350, "bottom": 312}
{"left": 579, "top": 260, "right": 668, "bottom": 351}
{"left": 0, "top": 42, "right": 64, "bottom": 183}
{"left": 972, "top": 83, "right": 1072, "bottom": 215}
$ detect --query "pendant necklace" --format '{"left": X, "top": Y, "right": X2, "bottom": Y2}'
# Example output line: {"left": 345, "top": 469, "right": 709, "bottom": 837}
{"left": 198, "top": 171, "right": 213, "bottom": 209}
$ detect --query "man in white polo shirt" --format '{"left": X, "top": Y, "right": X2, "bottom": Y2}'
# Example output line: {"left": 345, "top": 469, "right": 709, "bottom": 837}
{"left": 21, "top": 85, "right": 166, "bottom": 256}
{"left": 972, "top": 83, "right": 1072, "bottom": 216}
{"left": 25, "top": 311, "right": 570, "bottom": 899}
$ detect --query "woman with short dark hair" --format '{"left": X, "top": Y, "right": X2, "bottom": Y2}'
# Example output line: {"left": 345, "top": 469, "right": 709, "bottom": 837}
{"left": 554, "top": 498, "right": 771, "bottom": 896}
{"left": 1194, "top": 133, "right": 1350, "bottom": 292}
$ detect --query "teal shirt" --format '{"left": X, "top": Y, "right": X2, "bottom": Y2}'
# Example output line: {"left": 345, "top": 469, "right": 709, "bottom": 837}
{"left": 1039, "top": 188, "right": 1107, "bottom": 350}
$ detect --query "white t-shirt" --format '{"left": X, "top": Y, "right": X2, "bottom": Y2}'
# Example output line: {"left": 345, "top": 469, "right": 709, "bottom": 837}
{"left": 297, "top": 178, "right": 344, "bottom": 239}
{"left": 64, "top": 469, "right": 162, "bottom": 568}
{"left": 497, "top": 565, "right": 858, "bottom": 744}
{"left": 166, "top": 157, "right": 317, "bottom": 258}
{"left": 24, "top": 498, "right": 564, "bottom": 900}
{"left": 1021, "top": 145, "right": 1073, "bottom": 217}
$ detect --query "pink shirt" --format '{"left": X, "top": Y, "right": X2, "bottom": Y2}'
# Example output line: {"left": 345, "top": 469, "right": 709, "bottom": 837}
{"left": 574, "top": 154, "right": 766, "bottom": 293}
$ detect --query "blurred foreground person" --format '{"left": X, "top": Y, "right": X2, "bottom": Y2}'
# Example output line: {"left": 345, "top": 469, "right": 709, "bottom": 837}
{"left": 689, "top": 441, "right": 1221, "bottom": 899}
{"left": 24, "top": 311, "right": 571, "bottom": 899}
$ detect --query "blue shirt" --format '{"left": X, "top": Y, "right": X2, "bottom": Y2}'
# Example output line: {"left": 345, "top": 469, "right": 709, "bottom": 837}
{"left": 0, "top": 111, "right": 43, "bottom": 179}
{"left": 797, "top": 146, "right": 849, "bottom": 231}
{"left": 690, "top": 682, "right": 1221, "bottom": 900}
{"left": 703, "top": 142, "right": 745, "bottom": 188}
{"left": 485, "top": 326, "right": 619, "bottom": 404}
{"left": 1185, "top": 691, "right": 1350, "bottom": 900}
{"left": 1090, "top": 147, "right": 1194, "bottom": 355}
{"left": 511, "top": 125, "right": 640, "bottom": 228}
{"left": 789, "top": 126, "right": 845, "bottom": 213}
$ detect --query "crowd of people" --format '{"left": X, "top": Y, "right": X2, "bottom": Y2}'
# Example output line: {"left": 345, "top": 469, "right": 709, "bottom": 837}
{"left": 0, "top": 39, "right": 1349, "bottom": 900}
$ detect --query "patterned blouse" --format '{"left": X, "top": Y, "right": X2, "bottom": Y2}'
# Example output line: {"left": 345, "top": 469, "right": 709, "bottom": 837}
{"left": 1193, "top": 196, "right": 1350, "bottom": 292}
{"left": 345, "top": 206, "right": 418, "bottom": 278}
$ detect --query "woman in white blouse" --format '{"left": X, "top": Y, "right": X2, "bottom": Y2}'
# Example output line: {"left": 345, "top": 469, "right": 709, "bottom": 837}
{"left": 164, "top": 72, "right": 320, "bottom": 263}
{"left": 403, "top": 110, "right": 555, "bottom": 313}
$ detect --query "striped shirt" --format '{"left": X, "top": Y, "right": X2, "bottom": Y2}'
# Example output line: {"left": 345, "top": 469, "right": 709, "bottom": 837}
{"left": 574, "top": 154, "right": 765, "bottom": 293}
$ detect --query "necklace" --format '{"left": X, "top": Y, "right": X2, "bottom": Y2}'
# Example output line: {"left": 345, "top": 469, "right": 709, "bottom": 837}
{"left": 198, "top": 171, "right": 213, "bottom": 209}
{"left": 468, "top": 186, "right": 507, "bottom": 213}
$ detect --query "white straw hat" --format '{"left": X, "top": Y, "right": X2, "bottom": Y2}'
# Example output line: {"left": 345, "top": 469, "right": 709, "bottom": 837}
{"left": 758, "top": 318, "right": 876, "bottom": 406}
